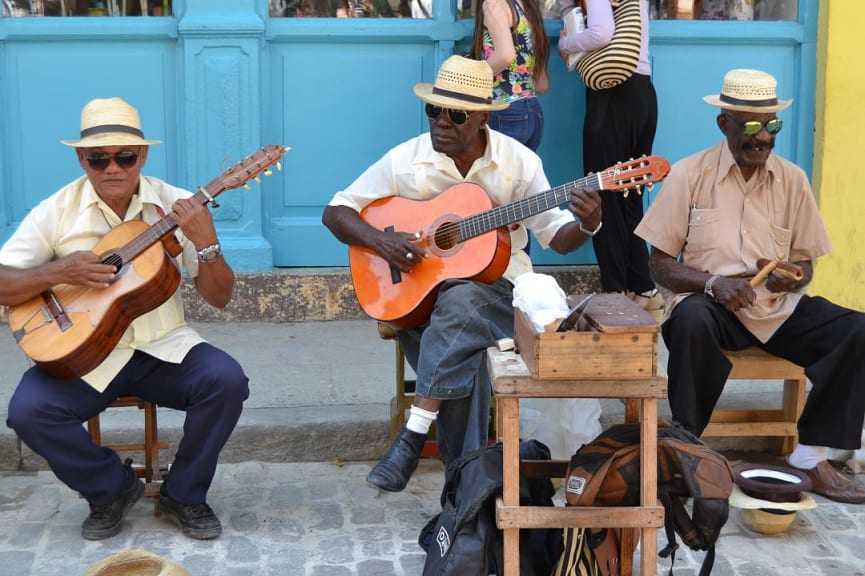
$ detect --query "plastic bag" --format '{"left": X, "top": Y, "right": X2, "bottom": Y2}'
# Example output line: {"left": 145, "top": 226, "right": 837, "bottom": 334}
{"left": 519, "top": 398, "right": 602, "bottom": 460}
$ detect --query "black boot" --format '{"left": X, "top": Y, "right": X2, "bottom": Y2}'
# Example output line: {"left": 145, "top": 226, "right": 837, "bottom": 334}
{"left": 366, "top": 426, "right": 427, "bottom": 492}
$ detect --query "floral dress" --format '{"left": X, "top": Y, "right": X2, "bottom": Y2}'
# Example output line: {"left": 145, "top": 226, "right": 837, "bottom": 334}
{"left": 482, "top": 0, "right": 538, "bottom": 102}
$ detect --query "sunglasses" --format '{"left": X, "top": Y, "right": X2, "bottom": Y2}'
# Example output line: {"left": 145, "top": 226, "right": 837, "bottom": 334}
{"left": 84, "top": 150, "right": 139, "bottom": 170}
{"left": 425, "top": 103, "right": 471, "bottom": 126}
{"left": 726, "top": 115, "right": 783, "bottom": 137}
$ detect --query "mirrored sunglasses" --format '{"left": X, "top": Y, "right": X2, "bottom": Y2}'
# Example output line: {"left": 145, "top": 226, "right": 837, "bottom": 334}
{"left": 84, "top": 151, "right": 139, "bottom": 170}
{"left": 425, "top": 103, "right": 471, "bottom": 126}
{"left": 727, "top": 116, "right": 783, "bottom": 137}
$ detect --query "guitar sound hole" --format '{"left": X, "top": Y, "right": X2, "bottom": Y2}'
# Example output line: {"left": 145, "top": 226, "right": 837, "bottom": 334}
{"left": 102, "top": 253, "right": 123, "bottom": 274}
{"left": 433, "top": 223, "right": 460, "bottom": 251}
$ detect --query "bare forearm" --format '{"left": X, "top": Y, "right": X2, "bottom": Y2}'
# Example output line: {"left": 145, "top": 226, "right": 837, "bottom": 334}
{"left": 195, "top": 261, "right": 235, "bottom": 309}
{"left": 0, "top": 263, "right": 63, "bottom": 306}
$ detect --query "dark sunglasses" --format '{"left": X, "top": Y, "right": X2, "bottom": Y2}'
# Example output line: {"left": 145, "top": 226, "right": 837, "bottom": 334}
{"left": 425, "top": 103, "right": 471, "bottom": 126}
{"left": 84, "top": 150, "right": 139, "bottom": 170}
{"left": 726, "top": 115, "right": 783, "bottom": 137}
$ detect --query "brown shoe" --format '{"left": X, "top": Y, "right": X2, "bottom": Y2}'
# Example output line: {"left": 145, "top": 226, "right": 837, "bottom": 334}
{"left": 790, "top": 460, "right": 865, "bottom": 504}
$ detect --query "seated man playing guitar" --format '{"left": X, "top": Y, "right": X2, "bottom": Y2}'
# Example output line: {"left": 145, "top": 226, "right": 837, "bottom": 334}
{"left": 0, "top": 98, "right": 252, "bottom": 540}
{"left": 322, "top": 55, "right": 602, "bottom": 492}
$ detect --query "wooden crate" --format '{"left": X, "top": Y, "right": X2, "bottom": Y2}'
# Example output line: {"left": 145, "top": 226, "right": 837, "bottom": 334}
{"left": 513, "top": 293, "right": 659, "bottom": 380}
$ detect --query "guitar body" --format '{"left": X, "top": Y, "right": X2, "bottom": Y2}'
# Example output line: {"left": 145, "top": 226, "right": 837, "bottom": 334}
{"left": 349, "top": 183, "right": 512, "bottom": 329}
{"left": 7, "top": 220, "right": 181, "bottom": 379}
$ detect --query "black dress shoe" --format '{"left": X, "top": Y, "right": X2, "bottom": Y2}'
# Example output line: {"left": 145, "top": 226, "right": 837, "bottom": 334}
{"left": 81, "top": 462, "right": 144, "bottom": 540}
{"left": 158, "top": 484, "right": 223, "bottom": 540}
{"left": 367, "top": 426, "right": 427, "bottom": 492}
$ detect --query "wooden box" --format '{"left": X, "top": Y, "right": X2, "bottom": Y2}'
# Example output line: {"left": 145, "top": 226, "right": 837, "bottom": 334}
{"left": 513, "top": 293, "right": 659, "bottom": 380}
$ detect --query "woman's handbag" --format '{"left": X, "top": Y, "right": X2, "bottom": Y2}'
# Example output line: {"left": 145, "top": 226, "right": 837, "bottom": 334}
{"left": 577, "top": 0, "right": 642, "bottom": 90}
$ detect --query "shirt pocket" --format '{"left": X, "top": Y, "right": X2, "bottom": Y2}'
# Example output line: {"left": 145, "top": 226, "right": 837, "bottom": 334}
{"left": 770, "top": 223, "right": 793, "bottom": 257}
{"left": 685, "top": 208, "right": 720, "bottom": 253}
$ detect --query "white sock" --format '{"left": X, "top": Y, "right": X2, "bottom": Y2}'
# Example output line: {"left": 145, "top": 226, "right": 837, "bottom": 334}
{"left": 406, "top": 405, "right": 438, "bottom": 435}
{"left": 788, "top": 444, "right": 829, "bottom": 470}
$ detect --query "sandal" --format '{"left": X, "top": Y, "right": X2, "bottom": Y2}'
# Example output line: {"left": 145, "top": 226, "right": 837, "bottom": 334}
{"left": 631, "top": 288, "right": 664, "bottom": 311}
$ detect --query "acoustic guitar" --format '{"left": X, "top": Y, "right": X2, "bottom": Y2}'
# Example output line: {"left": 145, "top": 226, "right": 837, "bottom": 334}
{"left": 349, "top": 155, "right": 670, "bottom": 330}
{"left": 8, "top": 144, "right": 288, "bottom": 379}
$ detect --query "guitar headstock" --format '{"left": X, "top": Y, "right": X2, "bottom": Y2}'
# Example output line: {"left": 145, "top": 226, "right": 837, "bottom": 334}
{"left": 598, "top": 155, "right": 671, "bottom": 197}
{"left": 208, "top": 144, "right": 290, "bottom": 200}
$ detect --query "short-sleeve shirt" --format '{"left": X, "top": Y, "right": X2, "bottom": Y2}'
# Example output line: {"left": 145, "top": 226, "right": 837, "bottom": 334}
{"left": 634, "top": 141, "right": 832, "bottom": 342}
{"left": 0, "top": 175, "right": 206, "bottom": 391}
{"left": 328, "top": 127, "right": 575, "bottom": 284}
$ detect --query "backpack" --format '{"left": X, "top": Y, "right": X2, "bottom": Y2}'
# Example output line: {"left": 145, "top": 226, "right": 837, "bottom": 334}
{"left": 419, "top": 440, "right": 562, "bottom": 576}
{"left": 563, "top": 421, "right": 734, "bottom": 576}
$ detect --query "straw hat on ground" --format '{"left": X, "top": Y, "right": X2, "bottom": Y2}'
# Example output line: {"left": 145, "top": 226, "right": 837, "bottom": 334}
{"left": 81, "top": 549, "right": 189, "bottom": 576}
{"left": 703, "top": 68, "right": 792, "bottom": 113}
{"left": 414, "top": 55, "right": 509, "bottom": 112}
{"left": 730, "top": 463, "right": 816, "bottom": 535}
{"left": 62, "top": 97, "right": 162, "bottom": 148}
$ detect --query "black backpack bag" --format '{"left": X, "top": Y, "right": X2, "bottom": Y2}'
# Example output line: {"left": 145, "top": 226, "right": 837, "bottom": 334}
{"left": 563, "top": 421, "right": 734, "bottom": 576}
{"left": 419, "top": 440, "right": 562, "bottom": 576}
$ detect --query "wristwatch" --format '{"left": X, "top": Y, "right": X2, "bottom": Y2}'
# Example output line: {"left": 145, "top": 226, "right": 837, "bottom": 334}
{"left": 579, "top": 220, "right": 603, "bottom": 237}
{"left": 704, "top": 274, "right": 720, "bottom": 300}
{"left": 197, "top": 243, "right": 222, "bottom": 263}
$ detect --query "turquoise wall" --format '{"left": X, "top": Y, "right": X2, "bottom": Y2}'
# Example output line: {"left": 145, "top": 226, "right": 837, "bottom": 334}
{"left": 0, "top": 0, "right": 817, "bottom": 272}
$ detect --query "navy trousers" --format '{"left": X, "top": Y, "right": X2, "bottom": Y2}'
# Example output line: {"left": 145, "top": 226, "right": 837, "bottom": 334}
{"left": 662, "top": 294, "right": 865, "bottom": 449}
{"left": 6, "top": 343, "right": 249, "bottom": 506}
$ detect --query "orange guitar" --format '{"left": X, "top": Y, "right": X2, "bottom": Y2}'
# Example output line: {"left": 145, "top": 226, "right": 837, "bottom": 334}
{"left": 7, "top": 144, "right": 288, "bottom": 379}
{"left": 349, "top": 155, "right": 671, "bottom": 329}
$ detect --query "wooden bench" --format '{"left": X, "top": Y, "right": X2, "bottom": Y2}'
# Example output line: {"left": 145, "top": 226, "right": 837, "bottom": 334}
{"left": 701, "top": 347, "right": 807, "bottom": 454}
{"left": 87, "top": 396, "right": 168, "bottom": 498}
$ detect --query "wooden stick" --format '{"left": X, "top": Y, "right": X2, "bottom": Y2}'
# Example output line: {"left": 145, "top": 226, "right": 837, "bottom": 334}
{"left": 750, "top": 258, "right": 779, "bottom": 287}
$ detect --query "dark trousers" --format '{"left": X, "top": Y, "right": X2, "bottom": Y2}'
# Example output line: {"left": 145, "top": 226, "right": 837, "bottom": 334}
{"left": 662, "top": 294, "right": 865, "bottom": 449}
{"left": 583, "top": 73, "right": 658, "bottom": 294}
{"left": 6, "top": 343, "right": 249, "bottom": 506}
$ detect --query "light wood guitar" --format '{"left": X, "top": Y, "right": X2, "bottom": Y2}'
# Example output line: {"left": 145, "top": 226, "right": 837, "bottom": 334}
{"left": 8, "top": 144, "right": 288, "bottom": 379}
{"left": 349, "top": 155, "right": 670, "bottom": 330}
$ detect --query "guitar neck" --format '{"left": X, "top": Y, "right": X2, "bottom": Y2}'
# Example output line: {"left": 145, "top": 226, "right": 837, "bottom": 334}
{"left": 104, "top": 187, "right": 215, "bottom": 266}
{"left": 457, "top": 174, "right": 600, "bottom": 243}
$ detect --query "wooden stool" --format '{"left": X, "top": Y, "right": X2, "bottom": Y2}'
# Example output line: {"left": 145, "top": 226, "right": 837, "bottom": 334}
{"left": 87, "top": 396, "right": 168, "bottom": 497}
{"left": 701, "top": 347, "right": 807, "bottom": 454}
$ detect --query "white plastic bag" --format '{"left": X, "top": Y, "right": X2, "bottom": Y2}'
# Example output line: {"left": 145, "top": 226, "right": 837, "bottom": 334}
{"left": 519, "top": 398, "right": 602, "bottom": 460}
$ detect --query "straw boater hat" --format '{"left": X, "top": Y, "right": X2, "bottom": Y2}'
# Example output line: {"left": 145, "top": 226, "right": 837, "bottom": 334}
{"left": 81, "top": 549, "right": 189, "bottom": 576}
{"left": 61, "top": 97, "right": 162, "bottom": 148}
{"left": 703, "top": 68, "right": 792, "bottom": 113}
{"left": 414, "top": 55, "right": 509, "bottom": 112}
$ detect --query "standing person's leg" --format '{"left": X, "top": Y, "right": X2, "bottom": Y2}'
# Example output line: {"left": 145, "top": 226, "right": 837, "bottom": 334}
{"left": 622, "top": 75, "right": 658, "bottom": 297}
{"left": 488, "top": 97, "right": 544, "bottom": 152}
{"left": 583, "top": 84, "right": 631, "bottom": 293}
{"left": 661, "top": 295, "right": 757, "bottom": 435}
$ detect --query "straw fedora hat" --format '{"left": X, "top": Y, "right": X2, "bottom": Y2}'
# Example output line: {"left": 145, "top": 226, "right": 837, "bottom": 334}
{"left": 703, "top": 68, "right": 792, "bottom": 113}
{"left": 81, "top": 550, "right": 189, "bottom": 576}
{"left": 414, "top": 55, "right": 509, "bottom": 112}
{"left": 62, "top": 97, "right": 162, "bottom": 148}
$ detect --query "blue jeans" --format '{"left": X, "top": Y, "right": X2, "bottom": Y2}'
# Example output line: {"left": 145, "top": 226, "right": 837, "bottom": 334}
{"left": 397, "top": 278, "right": 514, "bottom": 465}
{"left": 488, "top": 96, "right": 544, "bottom": 152}
{"left": 7, "top": 343, "right": 249, "bottom": 505}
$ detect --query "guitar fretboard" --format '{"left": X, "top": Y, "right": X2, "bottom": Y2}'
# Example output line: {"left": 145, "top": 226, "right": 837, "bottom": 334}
{"left": 457, "top": 174, "right": 600, "bottom": 242}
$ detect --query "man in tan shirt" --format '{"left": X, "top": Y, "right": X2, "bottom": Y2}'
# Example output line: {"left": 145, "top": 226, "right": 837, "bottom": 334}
{"left": 635, "top": 69, "right": 865, "bottom": 504}
{"left": 0, "top": 98, "right": 250, "bottom": 539}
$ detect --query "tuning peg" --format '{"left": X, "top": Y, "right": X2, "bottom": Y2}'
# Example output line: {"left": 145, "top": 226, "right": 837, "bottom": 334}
{"left": 264, "top": 169, "right": 273, "bottom": 176}
{"left": 622, "top": 189, "right": 630, "bottom": 198}
{"left": 254, "top": 176, "right": 262, "bottom": 184}
{"left": 244, "top": 184, "right": 251, "bottom": 190}
{"left": 276, "top": 162, "right": 282, "bottom": 171}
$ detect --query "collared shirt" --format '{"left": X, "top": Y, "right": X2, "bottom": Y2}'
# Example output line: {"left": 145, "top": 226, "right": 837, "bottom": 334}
{"left": 328, "top": 127, "right": 575, "bottom": 283}
{"left": 634, "top": 141, "right": 832, "bottom": 342}
{"left": 0, "top": 175, "right": 206, "bottom": 391}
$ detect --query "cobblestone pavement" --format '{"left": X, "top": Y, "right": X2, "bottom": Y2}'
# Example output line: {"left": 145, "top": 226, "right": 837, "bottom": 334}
{"left": 2, "top": 458, "right": 865, "bottom": 575}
